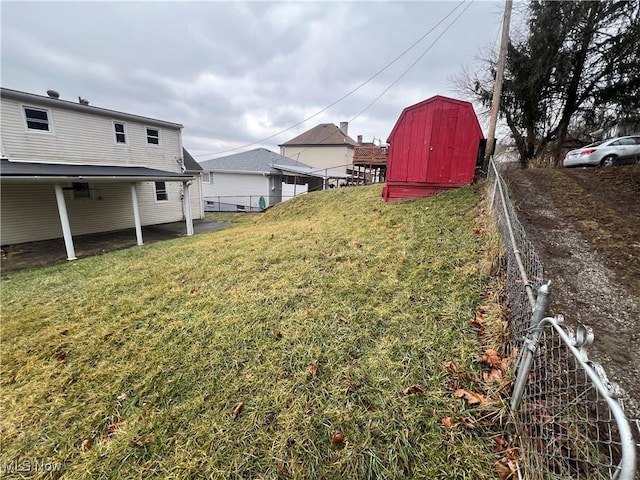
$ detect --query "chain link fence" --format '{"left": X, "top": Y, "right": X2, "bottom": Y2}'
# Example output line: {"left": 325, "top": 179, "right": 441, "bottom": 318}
{"left": 487, "top": 159, "right": 637, "bottom": 479}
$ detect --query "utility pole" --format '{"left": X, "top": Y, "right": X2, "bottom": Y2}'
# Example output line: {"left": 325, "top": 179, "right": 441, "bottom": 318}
{"left": 484, "top": 0, "right": 513, "bottom": 171}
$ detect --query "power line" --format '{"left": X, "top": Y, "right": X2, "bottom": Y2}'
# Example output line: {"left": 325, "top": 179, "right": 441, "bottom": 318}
{"left": 279, "top": 1, "right": 474, "bottom": 161}
{"left": 195, "top": 1, "right": 469, "bottom": 158}
{"left": 349, "top": 1, "right": 474, "bottom": 123}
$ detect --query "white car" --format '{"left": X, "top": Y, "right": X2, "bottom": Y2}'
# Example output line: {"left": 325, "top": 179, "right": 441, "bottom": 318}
{"left": 563, "top": 135, "right": 640, "bottom": 167}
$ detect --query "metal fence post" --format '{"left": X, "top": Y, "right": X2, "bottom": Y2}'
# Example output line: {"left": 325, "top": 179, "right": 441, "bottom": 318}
{"left": 511, "top": 282, "right": 551, "bottom": 411}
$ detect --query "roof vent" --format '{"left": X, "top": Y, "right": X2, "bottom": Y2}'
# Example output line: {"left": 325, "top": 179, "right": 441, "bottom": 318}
{"left": 78, "top": 97, "right": 90, "bottom": 106}
{"left": 46, "top": 90, "right": 60, "bottom": 99}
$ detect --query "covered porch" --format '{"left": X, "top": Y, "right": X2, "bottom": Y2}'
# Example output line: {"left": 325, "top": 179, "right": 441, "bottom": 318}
{"left": 1, "top": 160, "right": 196, "bottom": 262}
{"left": 272, "top": 163, "right": 352, "bottom": 191}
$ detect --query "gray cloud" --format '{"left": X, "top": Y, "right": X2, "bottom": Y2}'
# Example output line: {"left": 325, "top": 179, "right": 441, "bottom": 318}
{"left": 1, "top": 1, "right": 502, "bottom": 158}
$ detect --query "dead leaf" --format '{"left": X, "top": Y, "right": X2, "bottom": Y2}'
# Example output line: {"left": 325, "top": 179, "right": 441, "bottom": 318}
{"left": 469, "top": 310, "right": 485, "bottom": 326}
{"left": 495, "top": 460, "right": 512, "bottom": 480}
{"left": 403, "top": 384, "right": 424, "bottom": 395}
{"left": 482, "top": 349, "right": 502, "bottom": 368}
{"left": 81, "top": 439, "right": 92, "bottom": 452}
{"left": 493, "top": 435, "right": 509, "bottom": 452}
{"left": 232, "top": 402, "right": 244, "bottom": 420}
{"left": 331, "top": 431, "right": 345, "bottom": 443}
{"left": 130, "top": 438, "right": 144, "bottom": 448}
{"left": 274, "top": 331, "right": 283, "bottom": 339}
{"left": 474, "top": 227, "right": 485, "bottom": 236}
{"left": 277, "top": 462, "right": 290, "bottom": 476}
{"left": 443, "top": 361, "right": 459, "bottom": 374}
{"left": 103, "top": 422, "right": 121, "bottom": 441}
{"left": 505, "top": 447, "right": 519, "bottom": 462}
{"left": 454, "top": 389, "right": 489, "bottom": 405}
{"left": 308, "top": 361, "right": 318, "bottom": 377}
{"left": 55, "top": 351, "right": 68, "bottom": 361}
{"left": 441, "top": 417, "right": 453, "bottom": 429}
{"left": 483, "top": 368, "right": 503, "bottom": 383}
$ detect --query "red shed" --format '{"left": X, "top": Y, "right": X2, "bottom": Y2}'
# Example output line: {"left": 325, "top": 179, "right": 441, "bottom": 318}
{"left": 382, "top": 95, "right": 484, "bottom": 201}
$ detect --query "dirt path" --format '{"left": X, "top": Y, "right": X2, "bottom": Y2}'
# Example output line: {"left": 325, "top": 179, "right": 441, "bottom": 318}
{"left": 501, "top": 163, "right": 640, "bottom": 425}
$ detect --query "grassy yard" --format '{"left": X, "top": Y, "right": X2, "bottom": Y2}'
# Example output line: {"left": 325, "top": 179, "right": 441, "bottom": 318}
{"left": 1, "top": 184, "right": 503, "bottom": 479}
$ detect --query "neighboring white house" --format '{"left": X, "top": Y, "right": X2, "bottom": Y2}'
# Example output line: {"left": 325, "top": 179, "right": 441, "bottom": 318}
{"left": 198, "top": 148, "right": 349, "bottom": 212}
{"left": 0, "top": 87, "right": 203, "bottom": 260}
{"left": 279, "top": 122, "right": 358, "bottom": 179}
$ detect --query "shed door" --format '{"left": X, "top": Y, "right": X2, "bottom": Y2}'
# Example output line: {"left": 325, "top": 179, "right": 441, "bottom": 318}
{"left": 426, "top": 103, "right": 458, "bottom": 183}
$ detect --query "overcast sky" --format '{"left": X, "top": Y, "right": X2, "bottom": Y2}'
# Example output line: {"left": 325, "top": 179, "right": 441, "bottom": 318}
{"left": 1, "top": 1, "right": 504, "bottom": 159}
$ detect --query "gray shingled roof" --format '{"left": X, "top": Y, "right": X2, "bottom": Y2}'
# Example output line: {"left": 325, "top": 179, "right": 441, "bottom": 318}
{"left": 182, "top": 148, "right": 202, "bottom": 172}
{"left": 279, "top": 123, "right": 358, "bottom": 147}
{"left": 198, "top": 148, "right": 316, "bottom": 174}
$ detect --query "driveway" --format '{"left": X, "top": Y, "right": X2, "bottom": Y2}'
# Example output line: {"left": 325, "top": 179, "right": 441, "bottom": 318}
{"left": 1, "top": 219, "right": 232, "bottom": 273}
{"left": 501, "top": 163, "right": 640, "bottom": 428}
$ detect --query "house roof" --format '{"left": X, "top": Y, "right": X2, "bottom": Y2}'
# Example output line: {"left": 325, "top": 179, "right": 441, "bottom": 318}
{"left": 1, "top": 87, "right": 183, "bottom": 129}
{"left": 182, "top": 148, "right": 202, "bottom": 172}
{"left": 0, "top": 159, "right": 193, "bottom": 182}
{"left": 198, "top": 148, "right": 350, "bottom": 179}
{"left": 198, "top": 148, "right": 315, "bottom": 175}
{"left": 387, "top": 95, "right": 483, "bottom": 142}
{"left": 279, "top": 124, "right": 358, "bottom": 147}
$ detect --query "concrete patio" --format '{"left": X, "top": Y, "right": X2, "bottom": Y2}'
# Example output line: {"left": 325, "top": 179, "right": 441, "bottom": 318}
{"left": 1, "top": 219, "right": 231, "bottom": 273}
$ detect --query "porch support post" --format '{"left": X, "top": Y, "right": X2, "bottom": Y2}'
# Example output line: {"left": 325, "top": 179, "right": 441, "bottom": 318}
{"left": 53, "top": 183, "right": 77, "bottom": 261}
{"left": 183, "top": 181, "right": 194, "bottom": 236}
{"left": 130, "top": 182, "right": 143, "bottom": 245}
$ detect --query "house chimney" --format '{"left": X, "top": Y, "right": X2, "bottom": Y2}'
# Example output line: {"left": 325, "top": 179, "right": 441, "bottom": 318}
{"left": 339, "top": 121, "right": 348, "bottom": 136}
{"left": 357, "top": 135, "right": 363, "bottom": 145}
{"left": 78, "top": 97, "right": 90, "bottom": 106}
{"left": 46, "top": 90, "right": 60, "bottom": 99}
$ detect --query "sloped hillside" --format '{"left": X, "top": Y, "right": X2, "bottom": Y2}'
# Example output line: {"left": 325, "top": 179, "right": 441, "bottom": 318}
{"left": 1, "top": 184, "right": 502, "bottom": 479}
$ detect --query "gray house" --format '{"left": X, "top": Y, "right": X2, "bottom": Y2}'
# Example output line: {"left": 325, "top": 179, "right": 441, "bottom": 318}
{"left": 198, "top": 148, "right": 349, "bottom": 212}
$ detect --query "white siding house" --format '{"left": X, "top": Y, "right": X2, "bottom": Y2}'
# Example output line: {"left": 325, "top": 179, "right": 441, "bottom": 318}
{"left": 199, "top": 149, "right": 348, "bottom": 212}
{"left": 0, "top": 87, "right": 203, "bottom": 260}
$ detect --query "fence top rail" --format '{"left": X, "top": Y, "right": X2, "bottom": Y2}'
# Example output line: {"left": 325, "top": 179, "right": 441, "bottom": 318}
{"left": 490, "top": 158, "right": 536, "bottom": 309}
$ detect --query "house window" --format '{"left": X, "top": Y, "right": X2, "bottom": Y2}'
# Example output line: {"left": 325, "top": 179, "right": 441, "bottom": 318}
{"left": 71, "top": 182, "right": 92, "bottom": 200}
{"left": 24, "top": 107, "right": 51, "bottom": 131}
{"left": 146, "top": 127, "right": 160, "bottom": 145}
{"left": 113, "top": 121, "right": 127, "bottom": 144}
{"left": 203, "top": 172, "right": 214, "bottom": 184}
{"left": 155, "top": 182, "right": 168, "bottom": 202}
